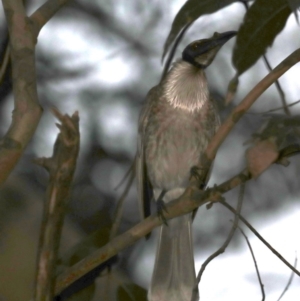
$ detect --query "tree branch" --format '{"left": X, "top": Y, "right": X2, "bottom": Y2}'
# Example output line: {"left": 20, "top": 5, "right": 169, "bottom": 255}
{"left": 192, "top": 183, "right": 245, "bottom": 301}
{"left": 34, "top": 109, "right": 80, "bottom": 301}
{"left": 207, "top": 49, "right": 300, "bottom": 158}
{"left": 31, "top": 0, "right": 72, "bottom": 37}
{"left": 191, "top": 48, "right": 300, "bottom": 187}
{"left": 54, "top": 143, "right": 300, "bottom": 295}
{"left": 54, "top": 186, "right": 211, "bottom": 295}
{"left": 238, "top": 226, "right": 265, "bottom": 301}
{"left": 0, "top": 0, "right": 42, "bottom": 184}
{"left": 0, "top": 0, "right": 71, "bottom": 185}
{"left": 277, "top": 255, "right": 297, "bottom": 301}
{"left": 220, "top": 200, "right": 300, "bottom": 277}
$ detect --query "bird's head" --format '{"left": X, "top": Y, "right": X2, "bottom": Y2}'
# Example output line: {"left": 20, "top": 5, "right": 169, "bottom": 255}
{"left": 182, "top": 31, "right": 237, "bottom": 69}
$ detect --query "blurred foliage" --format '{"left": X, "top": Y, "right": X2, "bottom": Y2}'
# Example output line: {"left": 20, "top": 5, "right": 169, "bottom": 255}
{"left": 117, "top": 283, "right": 147, "bottom": 301}
{"left": 251, "top": 114, "right": 300, "bottom": 148}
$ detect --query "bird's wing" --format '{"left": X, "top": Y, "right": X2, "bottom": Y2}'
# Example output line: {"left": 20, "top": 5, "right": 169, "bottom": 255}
{"left": 136, "top": 87, "right": 158, "bottom": 220}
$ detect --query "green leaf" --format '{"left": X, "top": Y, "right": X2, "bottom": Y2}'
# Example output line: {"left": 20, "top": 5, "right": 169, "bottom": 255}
{"left": 117, "top": 283, "right": 147, "bottom": 301}
{"left": 163, "top": 0, "right": 237, "bottom": 60}
{"left": 233, "top": 0, "right": 292, "bottom": 75}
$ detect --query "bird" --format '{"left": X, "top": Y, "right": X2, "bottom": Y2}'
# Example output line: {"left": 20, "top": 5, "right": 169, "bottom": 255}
{"left": 136, "top": 31, "right": 237, "bottom": 301}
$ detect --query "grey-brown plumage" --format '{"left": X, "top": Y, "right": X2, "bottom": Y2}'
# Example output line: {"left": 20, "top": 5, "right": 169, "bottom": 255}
{"left": 136, "top": 31, "right": 236, "bottom": 301}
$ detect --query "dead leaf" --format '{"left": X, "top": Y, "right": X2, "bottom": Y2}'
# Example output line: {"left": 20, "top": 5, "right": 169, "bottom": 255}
{"left": 246, "top": 139, "right": 279, "bottom": 178}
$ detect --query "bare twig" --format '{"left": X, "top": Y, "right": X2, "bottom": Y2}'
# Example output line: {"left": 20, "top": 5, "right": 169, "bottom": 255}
{"left": 34, "top": 109, "right": 80, "bottom": 301}
{"left": 54, "top": 143, "right": 300, "bottom": 295}
{"left": 55, "top": 210, "right": 161, "bottom": 294}
{"left": 277, "top": 144, "right": 300, "bottom": 163}
{"left": 192, "top": 48, "right": 300, "bottom": 188}
{"left": 206, "top": 48, "right": 300, "bottom": 158}
{"left": 277, "top": 255, "right": 298, "bottom": 301}
{"left": 192, "top": 183, "right": 245, "bottom": 301}
{"left": 219, "top": 200, "right": 300, "bottom": 277}
{"left": 238, "top": 226, "right": 265, "bottom": 301}
{"left": 110, "top": 169, "right": 135, "bottom": 240}
{"left": 0, "top": 44, "right": 10, "bottom": 84}
{"left": 247, "top": 99, "right": 300, "bottom": 115}
{"left": 262, "top": 56, "right": 290, "bottom": 116}
{"left": 114, "top": 160, "right": 135, "bottom": 191}
{"left": 54, "top": 185, "right": 214, "bottom": 295}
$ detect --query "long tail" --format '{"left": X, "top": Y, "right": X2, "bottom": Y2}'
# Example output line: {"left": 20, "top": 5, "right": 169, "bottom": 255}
{"left": 148, "top": 214, "right": 198, "bottom": 301}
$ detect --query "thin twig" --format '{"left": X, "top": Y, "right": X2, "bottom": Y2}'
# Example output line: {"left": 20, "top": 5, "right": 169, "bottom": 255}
{"left": 238, "top": 226, "right": 265, "bottom": 301}
{"left": 114, "top": 160, "right": 135, "bottom": 191}
{"left": 110, "top": 169, "right": 135, "bottom": 240}
{"left": 206, "top": 49, "right": 300, "bottom": 159}
{"left": 0, "top": 44, "right": 10, "bottom": 84}
{"left": 54, "top": 145, "right": 300, "bottom": 295}
{"left": 219, "top": 200, "right": 300, "bottom": 277}
{"left": 277, "top": 255, "right": 298, "bottom": 301}
{"left": 219, "top": 41, "right": 300, "bottom": 186}
{"left": 262, "top": 56, "right": 290, "bottom": 115}
{"left": 191, "top": 48, "right": 300, "bottom": 189}
{"left": 246, "top": 99, "right": 300, "bottom": 115}
{"left": 192, "top": 183, "right": 245, "bottom": 301}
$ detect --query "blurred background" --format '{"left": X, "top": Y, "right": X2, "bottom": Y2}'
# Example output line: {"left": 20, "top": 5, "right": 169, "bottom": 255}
{"left": 0, "top": 0, "right": 300, "bottom": 300}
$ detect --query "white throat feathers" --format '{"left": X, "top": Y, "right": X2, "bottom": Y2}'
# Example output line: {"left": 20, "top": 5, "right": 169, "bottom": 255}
{"left": 163, "top": 60, "right": 209, "bottom": 113}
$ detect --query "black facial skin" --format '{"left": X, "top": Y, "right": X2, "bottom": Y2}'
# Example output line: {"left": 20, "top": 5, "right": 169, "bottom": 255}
{"left": 182, "top": 31, "right": 237, "bottom": 68}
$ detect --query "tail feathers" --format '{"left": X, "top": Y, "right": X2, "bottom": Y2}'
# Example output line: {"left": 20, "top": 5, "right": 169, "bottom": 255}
{"left": 148, "top": 214, "right": 198, "bottom": 301}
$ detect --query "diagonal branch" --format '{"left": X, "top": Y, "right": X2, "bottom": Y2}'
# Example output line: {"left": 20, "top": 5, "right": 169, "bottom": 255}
{"left": 207, "top": 49, "right": 300, "bottom": 158}
{"left": 191, "top": 48, "right": 300, "bottom": 187}
{"left": 191, "top": 183, "right": 245, "bottom": 301}
{"left": 277, "top": 255, "right": 297, "bottom": 301}
{"left": 238, "top": 226, "right": 265, "bottom": 301}
{"left": 54, "top": 186, "right": 211, "bottom": 295}
{"left": 220, "top": 200, "right": 300, "bottom": 277}
{"left": 54, "top": 143, "right": 300, "bottom": 295}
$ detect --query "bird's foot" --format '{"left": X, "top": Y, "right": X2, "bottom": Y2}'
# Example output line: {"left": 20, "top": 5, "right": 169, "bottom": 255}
{"left": 190, "top": 166, "right": 206, "bottom": 189}
{"left": 157, "top": 199, "right": 168, "bottom": 225}
{"left": 206, "top": 184, "right": 224, "bottom": 209}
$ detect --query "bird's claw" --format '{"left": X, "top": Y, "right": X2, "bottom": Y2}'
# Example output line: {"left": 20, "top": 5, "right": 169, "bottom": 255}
{"left": 206, "top": 184, "right": 224, "bottom": 209}
{"left": 157, "top": 199, "right": 168, "bottom": 225}
{"left": 190, "top": 166, "right": 206, "bottom": 189}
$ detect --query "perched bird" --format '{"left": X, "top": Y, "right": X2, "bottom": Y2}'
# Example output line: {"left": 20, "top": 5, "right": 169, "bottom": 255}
{"left": 136, "top": 31, "right": 236, "bottom": 301}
